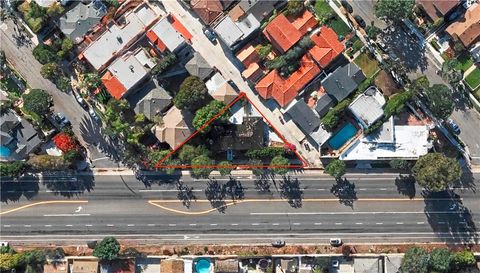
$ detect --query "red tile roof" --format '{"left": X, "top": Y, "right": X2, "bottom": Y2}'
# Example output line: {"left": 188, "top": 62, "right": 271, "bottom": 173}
{"left": 290, "top": 10, "right": 318, "bottom": 35}
{"left": 169, "top": 14, "right": 192, "bottom": 40}
{"left": 309, "top": 26, "right": 344, "bottom": 68}
{"left": 192, "top": 0, "right": 223, "bottom": 25}
{"left": 146, "top": 29, "right": 167, "bottom": 52}
{"left": 101, "top": 71, "right": 127, "bottom": 100}
{"left": 446, "top": 3, "right": 480, "bottom": 47}
{"left": 255, "top": 55, "right": 321, "bottom": 107}
{"left": 417, "top": 0, "right": 459, "bottom": 21}
{"left": 263, "top": 14, "right": 302, "bottom": 53}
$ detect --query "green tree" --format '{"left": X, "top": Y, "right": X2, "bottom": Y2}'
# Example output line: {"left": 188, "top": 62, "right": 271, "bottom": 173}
{"left": 390, "top": 159, "right": 412, "bottom": 171}
{"left": 365, "top": 24, "right": 381, "bottom": 40}
{"left": 218, "top": 161, "right": 232, "bottom": 176}
{"left": 193, "top": 100, "right": 228, "bottom": 131}
{"left": 61, "top": 38, "right": 74, "bottom": 52}
{"left": 46, "top": 2, "right": 64, "bottom": 17}
{"left": 80, "top": 72, "right": 102, "bottom": 92}
{"left": 270, "top": 155, "right": 289, "bottom": 175}
{"left": 374, "top": 0, "right": 414, "bottom": 22}
{"left": 55, "top": 76, "right": 71, "bottom": 92}
{"left": 284, "top": 0, "right": 305, "bottom": 17}
{"left": 425, "top": 84, "right": 454, "bottom": 121}
{"left": 313, "top": 257, "right": 329, "bottom": 273}
{"left": 22, "top": 249, "right": 46, "bottom": 273}
{"left": 28, "top": 155, "right": 70, "bottom": 171}
{"left": 32, "top": 44, "right": 57, "bottom": 64}
{"left": 174, "top": 76, "right": 208, "bottom": 111}
{"left": 191, "top": 155, "right": 214, "bottom": 178}
{"left": 93, "top": 237, "right": 120, "bottom": 261}
{"left": 151, "top": 53, "right": 177, "bottom": 75}
{"left": 255, "top": 44, "right": 272, "bottom": 59}
{"left": 0, "top": 253, "right": 24, "bottom": 271}
{"left": 383, "top": 90, "right": 413, "bottom": 118}
{"left": 451, "top": 250, "right": 476, "bottom": 269}
{"left": 430, "top": 248, "right": 451, "bottom": 273}
{"left": 400, "top": 247, "right": 430, "bottom": 273}
{"left": 249, "top": 159, "right": 265, "bottom": 176}
{"left": 0, "top": 161, "right": 28, "bottom": 178}
{"left": 178, "top": 144, "right": 197, "bottom": 163}
{"left": 324, "top": 159, "right": 346, "bottom": 180}
{"left": 22, "top": 89, "right": 52, "bottom": 118}
{"left": 40, "top": 62, "right": 61, "bottom": 80}
{"left": 412, "top": 153, "right": 462, "bottom": 192}
{"left": 321, "top": 99, "right": 350, "bottom": 131}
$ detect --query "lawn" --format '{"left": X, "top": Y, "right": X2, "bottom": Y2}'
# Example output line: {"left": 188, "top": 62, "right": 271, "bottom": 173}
{"left": 465, "top": 67, "right": 480, "bottom": 90}
{"left": 328, "top": 17, "right": 351, "bottom": 38}
{"left": 354, "top": 53, "right": 380, "bottom": 78}
{"left": 314, "top": 0, "right": 334, "bottom": 19}
{"left": 454, "top": 53, "right": 474, "bottom": 72}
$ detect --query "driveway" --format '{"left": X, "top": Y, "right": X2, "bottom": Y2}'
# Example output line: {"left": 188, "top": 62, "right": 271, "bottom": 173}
{"left": 0, "top": 19, "right": 119, "bottom": 168}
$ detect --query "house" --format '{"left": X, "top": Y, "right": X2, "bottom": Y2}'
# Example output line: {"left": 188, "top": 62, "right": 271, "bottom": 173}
{"left": 152, "top": 106, "right": 194, "bottom": 149}
{"left": 70, "top": 260, "right": 99, "bottom": 273}
{"left": 416, "top": 0, "right": 459, "bottom": 21}
{"left": 44, "top": 261, "right": 68, "bottom": 273}
{"left": 0, "top": 110, "right": 42, "bottom": 162}
{"left": 211, "top": 81, "right": 238, "bottom": 105}
{"left": 314, "top": 93, "right": 335, "bottom": 117}
{"left": 58, "top": 0, "right": 106, "bottom": 43}
{"left": 263, "top": 14, "right": 302, "bottom": 53}
{"left": 206, "top": 72, "right": 227, "bottom": 94}
{"left": 256, "top": 54, "right": 321, "bottom": 107}
{"left": 214, "top": 259, "right": 239, "bottom": 273}
{"left": 191, "top": 0, "right": 233, "bottom": 25}
{"left": 81, "top": 3, "right": 159, "bottom": 71}
{"left": 309, "top": 27, "right": 345, "bottom": 68}
{"left": 348, "top": 87, "right": 386, "bottom": 128}
{"left": 321, "top": 63, "right": 366, "bottom": 103}
{"left": 128, "top": 79, "right": 172, "bottom": 120}
{"left": 340, "top": 117, "right": 432, "bottom": 160}
{"left": 446, "top": 3, "right": 480, "bottom": 47}
{"left": 242, "top": 63, "right": 264, "bottom": 83}
{"left": 353, "top": 257, "right": 382, "bottom": 273}
{"left": 214, "top": 12, "right": 261, "bottom": 47}
{"left": 236, "top": 44, "right": 260, "bottom": 68}
{"left": 101, "top": 49, "right": 155, "bottom": 99}
{"left": 146, "top": 14, "right": 190, "bottom": 53}
{"left": 276, "top": 258, "right": 298, "bottom": 273}
{"left": 290, "top": 10, "right": 318, "bottom": 35}
{"left": 185, "top": 52, "right": 214, "bottom": 81}
{"left": 159, "top": 259, "right": 184, "bottom": 273}
{"left": 284, "top": 99, "right": 320, "bottom": 135}
{"left": 470, "top": 42, "right": 480, "bottom": 63}
{"left": 135, "top": 258, "right": 160, "bottom": 273}
{"left": 235, "top": 0, "right": 278, "bottom": 22}
{"left": 100, "top": 260, "right": 134, "bottom": 273}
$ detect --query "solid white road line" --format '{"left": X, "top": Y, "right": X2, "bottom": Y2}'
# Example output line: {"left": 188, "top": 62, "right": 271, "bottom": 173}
{"left": 355, "top": 223, "right": 363, "bottom": 225}
{"left": 417, "top": 222, "right": 425, "bottom": 225}
{"left": 43, "top": 214, "right": 91, "bottom": 217}
{"left": 250, "top": 211, "right": 461, "bottom": 215}
{"left": 396, "top": 222, "right": 404, "bottom": 225}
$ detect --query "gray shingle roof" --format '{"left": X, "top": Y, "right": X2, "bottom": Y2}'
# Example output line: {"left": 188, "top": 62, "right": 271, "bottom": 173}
{"left": 185, "top": 52, "right": 214, "bottom": 81}
{"left": 129, "top": 80, "right": 172, "bottom": 120}
{"left": 286, "top": 100, "right": 320, "bottom": 135}
{"left": 322, "top": 63, "right": 366, "bottom": 102}
{"left": 59, "top": 0, "right": 106, "bottom": 42}
{"left": 315, "top": 93, "right": 334, "bottom": 117}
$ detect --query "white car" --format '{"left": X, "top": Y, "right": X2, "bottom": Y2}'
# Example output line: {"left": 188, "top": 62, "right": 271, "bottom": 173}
{"left": 330, "top": 238, "right": 343, "bottom": 246}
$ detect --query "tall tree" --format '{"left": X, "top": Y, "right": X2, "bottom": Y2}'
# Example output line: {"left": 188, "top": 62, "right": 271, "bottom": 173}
{"left": 430, "top": 248, "right": 451, "bottom": 273}
{"left": 425, "top": 84, "right": 454, "bottom": 121}
{"left": 374, "top": 0, "right": 415, "bottom": 22}
{"left": 0, "top": 162, "right": 27, "bottom": 178}
{"left": 452, "top": 250, "right": 476, "bottom": 269}
{"left": 22, "top": 89, "right": 52, "bottom": 118}
{"left": 192, "top": 100, "right": 228, "bottom": 131}
{"left": 93, "top": 237, "right": 120, "bottom": 261}
{"left": 40, "top": 62, "right": 61, "bottom": 80}
{"left": 270, "top": 155, "right": 289, "bottom": 175}
{"left": 412, "top": 153, "right": 462, "bottom": 192}
{"left": 173, "top": 76, "right": 208, "bottom": 111}
{"left": 400, "top": 247, "right": 430, "bottom": 273}
{"left": 218, "top": 161, "right": 233, "bottom": 176}
{"left": 191, "top": 155, "right": 214, "bottom": 178}
{"left": 324, "top": 159, "right": 346, "bottom": 180}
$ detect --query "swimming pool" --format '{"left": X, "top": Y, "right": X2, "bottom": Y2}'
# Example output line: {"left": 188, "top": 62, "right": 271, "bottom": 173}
{"left": 0, "top": 146, "right": 11, "bottom": 158}
{"left": 328, "top": 122, "right": 358, "bottom": 150}
{"left": 195, "top": 259, "right": 211, "bottom": 273}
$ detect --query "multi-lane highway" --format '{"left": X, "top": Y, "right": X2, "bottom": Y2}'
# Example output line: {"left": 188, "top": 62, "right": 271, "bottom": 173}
{"left": 1, "top": 172, "right": 478, "bottom": 245}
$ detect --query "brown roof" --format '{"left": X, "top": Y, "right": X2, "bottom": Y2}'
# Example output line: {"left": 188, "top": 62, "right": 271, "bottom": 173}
{"left": 44, "top": 262, "right": 68, "bottom": 273}
{"left": 153, "top": 106, "right": 194, "bottom": 149}
{"left": 263, "top": 14, "right": 302, "bottom": 53}
{"left": 446, "top": 3, "right": 480, "bottom": 47}
{"left": 417, "top": 0, "right": 459, "bottom": 21}
{"left": 211, "top": 81, "right": 238, "bottom": 104}
{"left": 236, "top": 44, "right": 260, "bottom": 67}
{"left": 229, "top": 4, "right": 245, "bottom": 21}
{"left": 242, "top": 63, "right": 264, "bottom": 83}
{"left": 192, "top": 0, "right": 224, "bottom": 25}
{"left": 160, "top": 260, "right": 184, "bottom": 273}
{"left": 214, "top": 259, "right": 239, "bottom": 273}
{"left": 71, "top": 260, "right": 99, "bottom": 273}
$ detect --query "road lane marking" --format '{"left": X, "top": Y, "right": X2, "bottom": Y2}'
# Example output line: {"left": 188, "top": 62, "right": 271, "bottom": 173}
{"left": 169, "top": 224, "right": 176, "bottom": 226}
{"left": 44, "top": 225, "right": 52, "bottom": 227}
{"left": 107, "top": 224, "right": 115, "bottom": 227}
{"left": 272, "top": 223, "right": 279, "bottom": 226}
{"left": 189, "top": 223, "right": 197, "bottom": 226}
{"left": 335, "top": 223, "right": 343, "bottom": 225}
{"left": 355, "top": 223, "right": 363, "bottom": 225}
{"left": 85, "top": 224, "right": 93, "bottom": 227}
{"left": 376, "top": 223, "right": 384, "bottom": 225}
{"left": 65, "top": 225, "right": 73, "bottom": 227}
{"left": 127, "top": 224, "right": 135, "bottom": 227}
{"left": 24, "top": 225, "right": 31, "bottom": 227}
{"left": 210, "top": 223, "right": 218, "bottom": 226}
{"left": 251, "top": 223, "right": 260, "bottom": 226}
{"left": 139, "top": 189, "right": 202, "bottom": 192}
{"left": 396, "top": 222, "right": 404, "bottom": 225}
{"left": 314, "top": 223, "right": 322, "bottom": 225}
{"left": 417, "top": 222, "right": 425, "bottom": 225}
{"left": 231, "top": 223, "right": 238, "bottom": 226}
{"left": 147, "top": 224, "right": 155, "bottom": 226}
{"left": 293, "top": 223, "right": 301, "bottom": 225}
{"left": 0, "top": 200, "right": 88, "bottom": 216}
{"left": 43, "top": 214, "right": 91, "bottom": 217}
{"left": 250, "top": 211, "right": 461, "bottom": 215}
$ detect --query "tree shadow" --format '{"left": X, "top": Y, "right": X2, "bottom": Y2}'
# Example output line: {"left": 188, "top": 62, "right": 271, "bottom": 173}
{"left": 1, "top": 174, "right": 40, "bottom": 203}
{"left": 205, "top": 178, "right": 226, "bottom": 213}
{"left": 135, "top": 170, "right": 181, "bottom": 188}
{"left": 330, "top": 178, "right": 357, "bottom": 208}
{"left": 394, "top": 175, "right": 416, "bottom": 199}
{"left": 279, "top": 176, "right": 303, "bottom": 208}
{"left": 254, "top": 175, "right": 272, "bottom": 194}
{"left": 176, "top": 180, "right": 197, "bottom": 208}
{"left": 423, "top": 190, "right": 478, "bottom": 245}
{"left": 456, "top": 167, "right": 477, "bottom": 193}
{"left": 42, "top": 171, "right": 95, "bottom": 197}
{"left": 79, "top": 116, "right": 121, "bottom": 162}
{"left": 223, "top": 177, "right": 245, "bottom": 201}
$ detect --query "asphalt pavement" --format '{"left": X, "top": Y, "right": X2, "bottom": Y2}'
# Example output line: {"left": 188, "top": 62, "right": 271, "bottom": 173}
{"left": 1, "top": 173, "right": 478, "bottom": 245}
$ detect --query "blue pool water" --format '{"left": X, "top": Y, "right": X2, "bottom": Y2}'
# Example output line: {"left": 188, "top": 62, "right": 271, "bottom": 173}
{"left": 195, "top": 259, "right": 211, "bottom": 273}
{"left": 328, "top": 122, "right": 358, "bottom": 150}
{"left": 0, "top": 146, "right": 11, "bottom": 158}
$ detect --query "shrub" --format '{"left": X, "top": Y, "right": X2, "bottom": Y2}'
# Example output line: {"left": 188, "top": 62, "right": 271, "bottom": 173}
{"left": 246, "top": 147, "right": 286, "bottom": 159}
{"left": 256, "top": 44, "right": 272, "bottom": 59}
{"left": 191, "top": 155, "right": 214, "bottom": 178}
{"left": 390, "top": 159, "right": 412, "bottom": 171}
{"left": 93, "top": 237, "right": 120, "bottom": 261}
{"left": 383, "top": 90, "right": 412, "bottom": 118}
{"left": 40, "top": 62, "right": 61, "bottom": 80}
{"left": 284, "top": 0, "right": 305, "bottom": 17}
{"left": 193, "top": 100, "right": 228, "bottom": 131}
{"left": 321, "top": 99, "right": 350, "bottom": 131}
{"left": 174, "top": 76, "right": 208, "bottom": 111}
{"left": 218, "top": 161, "right": 232, "bottom": 176}
{"left": 32, "top": 44, "right": 57, "bottom": 64}
{"left": 53, "top": 133, "right": 78, "bottom": 153}
{"left": 270, "top": 155, "right": 289, "bottom": 175}
{"left": 151, "top": 53, "right": 177, "bottom": 75}
{"left": 0, "top": 161, "right": 28, "bottom": 178}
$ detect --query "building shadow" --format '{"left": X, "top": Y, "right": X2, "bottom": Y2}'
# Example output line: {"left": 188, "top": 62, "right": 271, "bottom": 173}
{"left": 205, "top": 178, "right": 227, "bottom": 213}
{"left": 330, "top": 178, "right": 358, "bottom": 208}
{"left": 394, "top": 174, "right": 416, "bottom": 199}
{"left": 279, "top": 176, "right": 303, "bottom": 208}
{"left": 457, "top": 166, "right": 477, "bottom": 193}
{"left": 0, "top": 173, "right": 40, "bottom": 203}
{"left": 42, "top": 171, "right": 95, "bottom": 197}
{"left": 423, "top": 190, "right": 478, "bottom": 245}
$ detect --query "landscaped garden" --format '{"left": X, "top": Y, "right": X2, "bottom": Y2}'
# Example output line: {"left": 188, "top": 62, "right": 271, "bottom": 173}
{"left": 354, "top": 52, "right": 380, "bottom": 78}
{"left": 465, "top": 67, "right": 480, "bottom": 90}
{"left": 453, "top": 53, "right": 474, "bottom": 72}
{"left": 313, "top": 0, "right": 350, "bottom": 39}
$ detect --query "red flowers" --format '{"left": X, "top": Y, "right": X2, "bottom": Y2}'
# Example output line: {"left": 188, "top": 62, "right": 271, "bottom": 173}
{"left": 53, "top": 133, "right": 78, "bottom": 153}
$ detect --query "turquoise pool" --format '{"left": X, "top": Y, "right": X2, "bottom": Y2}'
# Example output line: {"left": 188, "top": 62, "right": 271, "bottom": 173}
{"left": 0, "top": 146, "right": 11, "bottom": 158}
{"left": 195, "top": 259, "right": 211, "bottom": 273}
{"left": 328, "top": 122, "right": 358, "bottom": 150}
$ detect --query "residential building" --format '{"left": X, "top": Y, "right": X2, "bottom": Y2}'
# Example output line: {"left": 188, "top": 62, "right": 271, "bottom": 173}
{"left": 152, "top": 106, "right": 194, "bottom": 149}
{"left": 236, "top": 44, "right": 260, "bottom": 68}
{"left": 309, "top": 27, "right": 345, "bottom": 68}
{"left": 135, "top": 258, "right": 160, "bottom": 273}
{"left": 159, "top": 259, "right": 184, "bottom": 273}
{"left": 235, "top": 0, "right": 279, "bottom": 22}
{"left": 276, "top": 258, "right": 298, "bottom": 273}
{"left": 185, "top": 52, "right": 214, "bottom": 81}
{"left": 416, "top": 0, "right": 459, "bottom": 21}
{"left": 256, "top": 55, "right": 321, "bottom": 107}
{"left": 44, "top": 262, "right": 68, "bottom": 273}
{"left": 0, "top": 110, "right": 42, "bottom": 162}
{"left": 470, "top": 42, "right": 480, "bottom": 63}
{"left": 100, "top": 260, "right": 134, "bottom": 273}
{"left": 146, "top": 14, "right": 191, "bottom": 53}
{"left": 242, "top": 63, "right": 264, "bottom": 83}
{"left": 206, "top": 72, "right": 227, "bottom": 94}
{"left": 214, "top": 13, "right": 261, "bottom": 47}
{"left": 70, "top": 260, "right": 99, "bottom": 273}
{"left": 58, "top": 0, "right": 106, "bottom": 43}
{"left": 349, "top": 87, "right": 386, "bottom": 128}
{"left": 81, "top": 3, "right": 160, "bottom": 71}
{"left": 314, "top": 92, "right": 335, "bottom": 117}
{"left": 290, "top": 10, "right": 318, "bottom": 35}
{"left": 340, "top": 117, "right": 432, "bottom": 160}
{"left": 284, "top": 99, "right": 320, "bottom": 135}
{"left": 128, "top": 79, "right": 172, "bottom": 120}
{"left": 214, "top": 117, "right": 265, "bottom": 151}
{"left": 321, "top": 63, "right": 366, "bottom": 103}
{"left": 214, "top": 259, "right": 239, "bottom": 273}
{"left": 354, "top": 257, "right": 382, "bottom": 273}
{"left": 101, "top": 49, "right": 155, "bottom": 99}
{"left": 446, "top": 3, "right": 480, "bottom": 47}
{"left": 211, "top": 81, "right": 238, "bottom": 105}
{"left": 191, "top": 0, "right": 233, "bottom": 25}
{"left": 263, "top": 14, "right": 303, "bottom": 53}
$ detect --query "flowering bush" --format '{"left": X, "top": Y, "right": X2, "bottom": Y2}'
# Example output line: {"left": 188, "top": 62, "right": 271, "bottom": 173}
{"left": 53, "top": 133, "right": 78, "bottom": 153}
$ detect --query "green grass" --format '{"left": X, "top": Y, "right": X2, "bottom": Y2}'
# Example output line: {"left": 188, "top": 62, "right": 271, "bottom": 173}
{"left": 454, "top": 53, "right": 474, "bottom": 72}
{"left": 314, "top": 0, "right": 334, "bottom": 19}
{"left": 354, "top": 53, "right": 380, "bottom": 78}
{"left": 329, "top": 17, "right": 351, "bottom": 38}
{"left": 465, "top": 67, "right": 480, "bottom": 90}
{"left": 474, "top": 87, "right": 480, "bottom": 101}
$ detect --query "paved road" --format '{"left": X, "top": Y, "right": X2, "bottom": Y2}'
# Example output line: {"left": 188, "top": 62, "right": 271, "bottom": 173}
{"left": 1, "top": 173, "right": 478, "bottom": 245}
{"left": 347, "top": 0, "right": 387, "bottom": 30}
{"left": 0, "top": 19, "right": 118, "bottom": 168}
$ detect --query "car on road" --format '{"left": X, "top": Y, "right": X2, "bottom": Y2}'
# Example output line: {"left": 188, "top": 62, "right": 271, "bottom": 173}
{"left": 75, "top": 93, "right": 88, "bottom": 109}
{"left": 203, "top": 27, "right": 217, "bottom": 43}
{"left": 271, "top": 240, "right": 286, "bottom": 247}
{"left": 340, "top": 0, "right": 353, "bottom": 13}
{"left": 227, "top": 80, "right": 241, "bottom": 93}
{"left": 88, "top": 109, "right": 100, "bottom": 123}
{"left": 53, "top": 112, "right": 71, "bottom": 128}
{"left": 447, "top": 119, "right": 461, "bottom": 134}
{"left": 353, "top": 14, "right": 366, "bottom": 28}
{"left": 278, "top": 116, "right": 285, "bottom": 125}
{"left": 330, "top": 238, "right": 343, "bottom": 246}
{"left": 331, "top": 260, "right": 340, "bottom": 268}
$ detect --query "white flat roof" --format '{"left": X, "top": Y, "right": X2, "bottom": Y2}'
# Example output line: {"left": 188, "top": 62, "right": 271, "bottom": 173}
{"left": 150, "top": 16, "right": 185, "bottom": 52}
{"left": 214, "top": 16, "right": 244, "bottom": 47}
{"left": 108, "top": 52, "right": 149, "bottom": 91}
{"left": 83, "top": 3, "right": 157, "bottom": 70}
{"left": 340, "top": 125, "right": 431, "bottom": 160}
{"left": 206, "top": 72, "right": 227, "bottom": 93}
{"left": 349, "top": 87, "right": 386, "bottom": 128}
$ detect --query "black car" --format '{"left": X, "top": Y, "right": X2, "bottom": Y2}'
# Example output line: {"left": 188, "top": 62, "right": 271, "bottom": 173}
{"left": 227, "top": 80, "right": 241, "bottom": 93}
{"left": 271, "top": 240, "right": 286, "bottom": 247}
{"left": 353, "top": 14, "right": 366, "bottom": 28}
{"left": 340, "top": 0, "right": 353, "bottom": 13}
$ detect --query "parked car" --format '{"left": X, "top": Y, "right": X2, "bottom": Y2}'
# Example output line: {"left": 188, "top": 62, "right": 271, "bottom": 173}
{"left": 203, "top": 27, "right": 217, "bottom": 43}
{"left": 353, "top": 14, "right": 366, "bottom": 28}
{"left": 88, "top": 109, "right": 100, "bottom": 123}
{"left": 75, "top": 93, "right": 88, "bottom": 109}
{"left": 53, "top": 112, "right": 70, "bottom": 128}
{"left": 447, "top": 119, "right": 461, "bottom": 134}
{"left": 340, "top": 0, "right": 353, "bottom": 13}
{"left": 271, "top": 240, "right": 286, "bottom": 247}
{"left": 278, "top": 116, "right": 285, "bottom": 125}
{"left": 331, "top": 260, "right": 340, "bottom": 268}
{"left": 330, "top": 238, "right": 343, "bottom": 247}
{"left": 227, "top": 80, "right": 241, "bottom": 93}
